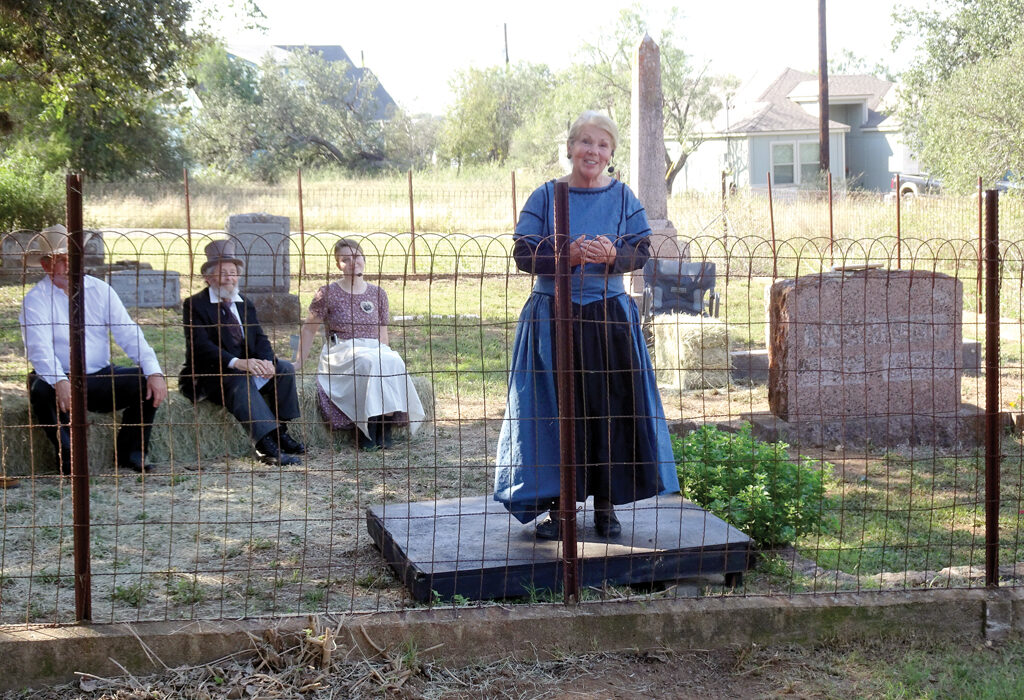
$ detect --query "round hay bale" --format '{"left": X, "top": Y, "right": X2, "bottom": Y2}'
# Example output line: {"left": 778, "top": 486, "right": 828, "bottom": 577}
{"left": 652, "top": 313, "right": 731, "bottom": 391}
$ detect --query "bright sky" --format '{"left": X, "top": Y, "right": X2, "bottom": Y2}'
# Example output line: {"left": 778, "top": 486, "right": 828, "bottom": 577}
{"left": 222, "top": 0, "right": 928, "bottom": 115}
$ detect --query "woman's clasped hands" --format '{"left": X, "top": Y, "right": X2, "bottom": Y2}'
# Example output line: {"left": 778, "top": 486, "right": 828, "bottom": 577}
{"left": 568, "top": 235, "right": 617, "bottom": 268}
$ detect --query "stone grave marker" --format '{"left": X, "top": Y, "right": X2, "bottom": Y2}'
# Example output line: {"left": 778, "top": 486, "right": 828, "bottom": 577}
{"left": 760, "top": 267, "right": 976, "bottom": 447}
{"left": 225, "top": 213, "right": 300, "bottom": 324}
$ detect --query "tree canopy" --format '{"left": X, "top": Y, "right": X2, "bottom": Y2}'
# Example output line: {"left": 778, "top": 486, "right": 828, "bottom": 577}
{"left": 893, "top": 0, "right": 1024, "bottom": 189}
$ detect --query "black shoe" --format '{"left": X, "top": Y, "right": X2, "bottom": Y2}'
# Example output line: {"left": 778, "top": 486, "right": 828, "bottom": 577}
{"left": 118, "top": 451, "right": 149, "bottom": 473}
{"left": 357, "top": 420, "right": 383, "bottom": 451}
{"left": 594, "top": 509, "right": 621, "bottom": 538}
{"left": 535, "top": 515, "right": 561, "bottom": 541}
{"left": 255, "top": 434, "right": 300, "bottom": 466}
{"left": 277, "top": 430, "right": 305, "bottom": 455}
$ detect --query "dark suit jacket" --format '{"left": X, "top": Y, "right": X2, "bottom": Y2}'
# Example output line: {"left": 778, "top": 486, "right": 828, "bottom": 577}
{"left": 180, "top": 289, "right": 275, "bottom": 401}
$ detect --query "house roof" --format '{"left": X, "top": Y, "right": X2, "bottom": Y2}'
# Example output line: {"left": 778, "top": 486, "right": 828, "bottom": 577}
{"left": 723, "top": 67, "right": 896, "bottom": 135}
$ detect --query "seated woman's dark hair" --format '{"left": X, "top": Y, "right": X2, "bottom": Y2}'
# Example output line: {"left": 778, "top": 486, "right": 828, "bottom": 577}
{"left": 333, "top": 238, "right": 365, "bottom": 262}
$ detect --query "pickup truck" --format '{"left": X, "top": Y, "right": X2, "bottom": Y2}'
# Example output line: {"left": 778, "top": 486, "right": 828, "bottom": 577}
{"left": 889, "top": 173, "right": 941, "bottom": 198}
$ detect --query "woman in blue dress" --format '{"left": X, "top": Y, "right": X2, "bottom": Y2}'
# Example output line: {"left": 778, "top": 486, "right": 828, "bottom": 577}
{"left": 494, "top": 111, "right": 680, "bottom": 540}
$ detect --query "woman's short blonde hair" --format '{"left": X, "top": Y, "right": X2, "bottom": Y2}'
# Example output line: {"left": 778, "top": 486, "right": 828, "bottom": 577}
{"left": 333, "top": 238, "right": 365, "bottom": 262}
{"left": 567, "top": 111, "right": 619, "bottom": 154}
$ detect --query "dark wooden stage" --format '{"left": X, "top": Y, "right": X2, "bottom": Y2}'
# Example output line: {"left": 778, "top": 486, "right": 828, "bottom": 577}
{"left": 366, "top": 495, "right": 754, "bottom": 601}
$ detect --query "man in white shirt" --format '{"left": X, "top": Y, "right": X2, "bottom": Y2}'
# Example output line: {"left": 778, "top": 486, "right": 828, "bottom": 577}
{"left": 20, "top": 225, "right": 168, "bottom": 474}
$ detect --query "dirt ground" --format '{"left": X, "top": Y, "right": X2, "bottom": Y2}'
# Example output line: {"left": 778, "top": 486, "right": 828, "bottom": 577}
{"left": 2, "top": 627, "right": 1016, "bottom": 699}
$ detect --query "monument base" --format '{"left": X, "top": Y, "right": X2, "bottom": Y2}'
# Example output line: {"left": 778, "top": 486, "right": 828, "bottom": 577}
{"left": 246, "top": 291, "right": 301, "bottom": 325}
{"left": 742, "top": 404, "right": 995, "bottom": 448}
{"left": 366, "top": 494, "right": 753, "bottom": 602}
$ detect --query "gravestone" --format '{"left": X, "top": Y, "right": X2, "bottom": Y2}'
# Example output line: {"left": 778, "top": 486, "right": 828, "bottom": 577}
{"left": 105, "top": 266, "right": 181, "bottom": 308}
{"left": 225, "top": 213, "right": 300, "bottom": 324}
{"left": 761, "top": 268, "right": 977, "bottom": 447}
{"left": 630, "top": 34, "right": 687, "bottom": 290}
{"left": 1, "top": 230, "right": 105, "bottom": 269}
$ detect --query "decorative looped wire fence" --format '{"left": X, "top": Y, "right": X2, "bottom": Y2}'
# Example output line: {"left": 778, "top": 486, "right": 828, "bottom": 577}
{"left": 0, "top": 179, "right": 1022, "bottom": 627}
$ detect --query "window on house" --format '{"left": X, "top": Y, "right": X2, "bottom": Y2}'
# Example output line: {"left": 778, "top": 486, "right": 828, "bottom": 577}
{"left": 800, "top": 142, "right": 820, "bottom": 183}
{"left": 772, "top": 141, "right": 824, "bottom": 185}
{"left": 772, "top": 144, "right": 794, "bottom": 184}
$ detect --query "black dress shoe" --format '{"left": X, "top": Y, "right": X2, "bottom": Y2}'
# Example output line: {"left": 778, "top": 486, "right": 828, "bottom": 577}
{"left": 278, "top": 431, "right": 306, "bottom": 455}
{"left": 255, "top": 435, "right": 300, "bottom": 466}
{"left": 118, "top": 451, "right": 149, "bottom": 473}
{"left": 594, "top": 509, "right": 621, "bottom": 538}
{"left": 534, "top": 515, "right": 561, "bottom": 541}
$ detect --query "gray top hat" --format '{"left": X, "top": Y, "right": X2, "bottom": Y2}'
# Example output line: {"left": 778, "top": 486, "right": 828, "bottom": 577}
{"left": 200, "top": 239, "right": 245, "bottom": 275}
{"left": 24, "top": 225, "right": 95, "bottom": 267}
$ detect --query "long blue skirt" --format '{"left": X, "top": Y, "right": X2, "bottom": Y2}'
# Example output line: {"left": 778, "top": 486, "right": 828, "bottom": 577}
{"left": 493, "top": 292, "right": 680, "bottom": 524}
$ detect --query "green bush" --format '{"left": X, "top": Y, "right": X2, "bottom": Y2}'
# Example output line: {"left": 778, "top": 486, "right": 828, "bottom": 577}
{"left": 0, "top": 153, "right": 64, "bottom": 231}
{"left": 672, "top": 423, "right": 833, "bottom": 546}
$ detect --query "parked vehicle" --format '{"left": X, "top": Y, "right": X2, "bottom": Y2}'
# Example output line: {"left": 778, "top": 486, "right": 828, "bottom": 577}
{"left": 889, "top": 173, "right": 942, "bottom": 198}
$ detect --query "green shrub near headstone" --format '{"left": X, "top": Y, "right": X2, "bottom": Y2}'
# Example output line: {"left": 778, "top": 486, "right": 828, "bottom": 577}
{"left": 672, "top": 423, "right": 834, "bottom": 546}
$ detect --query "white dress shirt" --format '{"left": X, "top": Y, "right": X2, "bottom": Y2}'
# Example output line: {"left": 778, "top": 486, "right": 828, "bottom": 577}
{"left": 20, "top": 274, "right": 163, "bottom": 386}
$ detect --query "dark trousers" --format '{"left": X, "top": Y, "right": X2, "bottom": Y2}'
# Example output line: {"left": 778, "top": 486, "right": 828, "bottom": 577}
{"left": 199, "top": 358, "right": 299, "bottom": 442}
{"left": 29, "top": 365, "right": 157, "bottom": 471}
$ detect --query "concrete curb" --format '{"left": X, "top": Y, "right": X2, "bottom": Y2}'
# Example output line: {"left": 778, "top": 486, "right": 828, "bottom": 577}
{"left": 3, "top": 588, "right": 1023, "bottom": 691}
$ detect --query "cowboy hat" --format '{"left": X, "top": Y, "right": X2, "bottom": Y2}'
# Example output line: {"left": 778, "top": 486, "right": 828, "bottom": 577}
{"left": 24, "top": 225, "right": 95, "bottom": 267}
{"left": 200, "top": 239, "right": 245, "bottom": 275}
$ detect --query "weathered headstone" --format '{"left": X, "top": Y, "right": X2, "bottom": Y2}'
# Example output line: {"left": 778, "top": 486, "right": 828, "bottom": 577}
{"left": 106, "top": 267, "right": 181, "bottom": 308}
{"left": 630, "top": 34, "right": 687, "bottom": 265}
{"left": 225, "top": 213, "right": 300, "bottom": 324}
{"left": 1, "top": 230, "right": 105, "bottom": 269}
{"left": 762, "top": 268, "right": 976, "bottom": 447}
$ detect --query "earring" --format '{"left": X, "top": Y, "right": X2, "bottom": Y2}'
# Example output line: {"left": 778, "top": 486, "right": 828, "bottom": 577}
{"left": 607, "top": 164, "right": 615, "bottom": 174}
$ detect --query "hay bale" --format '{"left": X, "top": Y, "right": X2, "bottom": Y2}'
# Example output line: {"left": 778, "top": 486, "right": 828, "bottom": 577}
{"left": 0, "top": 375, "right": 436, "bottom": 475}
{"left": 288, "top": 374, "right": 435, "bottom": 450}
{"left": 652, "top": 313, "right": 731, "bottom": 391}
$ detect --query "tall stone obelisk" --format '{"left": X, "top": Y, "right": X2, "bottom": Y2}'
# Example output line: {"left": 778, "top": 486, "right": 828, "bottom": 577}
{"left": 630, "top": 34, "right": 686, "bottom": 284}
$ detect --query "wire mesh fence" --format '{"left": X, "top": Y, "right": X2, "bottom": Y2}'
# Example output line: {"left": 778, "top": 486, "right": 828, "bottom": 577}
{"left": 0, "top": 181, "right": 1022, "bottom": 627}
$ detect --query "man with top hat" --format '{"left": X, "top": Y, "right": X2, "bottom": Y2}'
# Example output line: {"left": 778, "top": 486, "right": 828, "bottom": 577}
{"left": 20, "top": 224, "right": 168, "bottom": 474}
{"left": 180, "top": 239, "right": 304, "bottom": 465}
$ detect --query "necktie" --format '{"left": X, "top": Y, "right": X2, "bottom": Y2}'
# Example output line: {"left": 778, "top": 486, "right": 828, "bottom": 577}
{"left": 220, "top": 300, "right": 243, "bottom": 344}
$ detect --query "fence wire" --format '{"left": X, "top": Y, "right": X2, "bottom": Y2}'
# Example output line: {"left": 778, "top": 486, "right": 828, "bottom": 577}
{"left": 0, "top": 184, "right": 1021, "bottom": 627}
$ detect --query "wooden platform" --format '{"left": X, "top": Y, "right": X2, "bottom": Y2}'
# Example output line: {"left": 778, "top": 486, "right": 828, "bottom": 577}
{"left": 366, "top": 494, "right": 754, "bottom": 601}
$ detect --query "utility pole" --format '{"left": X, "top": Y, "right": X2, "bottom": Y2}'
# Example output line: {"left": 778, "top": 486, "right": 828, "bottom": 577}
{"left": 818, "top": 0, "right": 830, "bottom": 178}
{"left": 504, "top": 23, "right": 510, "bottom": 67}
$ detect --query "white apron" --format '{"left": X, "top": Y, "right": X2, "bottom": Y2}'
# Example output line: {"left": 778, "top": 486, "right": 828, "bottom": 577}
{"left": 316, "top": 337, "right": 425, "bottom": 438}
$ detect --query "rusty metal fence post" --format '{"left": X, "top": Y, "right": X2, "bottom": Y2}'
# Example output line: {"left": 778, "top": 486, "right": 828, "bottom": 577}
{"left": 511, "top": 170, "right": 518, "bottom": 230}
{"left": 895, "top": 173, "right": 902, "bottom": 269}
{"left": 767, "top": 172, "right": 777, "bottom": 280}
{"left": 984, "top": 189, "right": 1000, "bottom": 589}
{"left": 553, "top": 180, "right": 579, "bottom": 603}
{"left": 827, "top": 171, "right": 834, "bottom": 266}
{"left": 184, "top": 168, "right": 193, "bottom": 273}
{"left": 66, "top": 172, "right": 92, "bottom": 621}
{"left": 297, "top": 168, "right": 306, "bottom": 276}
{"left": 408, "top": 169, "right": 417, "bottom": 274}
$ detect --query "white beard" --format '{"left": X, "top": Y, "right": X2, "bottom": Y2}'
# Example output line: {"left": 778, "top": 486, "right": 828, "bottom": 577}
{"left": 210, "top": 282, "right": 238, "bottom": 302}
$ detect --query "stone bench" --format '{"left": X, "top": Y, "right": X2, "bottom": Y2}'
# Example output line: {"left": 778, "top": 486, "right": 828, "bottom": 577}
{"left": 0, "top": 375, "right": 434, "bottom": 477}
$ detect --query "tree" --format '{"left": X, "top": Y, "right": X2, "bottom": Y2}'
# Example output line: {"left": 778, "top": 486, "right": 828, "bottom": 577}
{"left": 577, "top": 4, "right": 735, "bottom": 191}
{"left": 893, "top": 0, "right": 1024, "bottom": 185}
{"left": 827, "top": 49, "right": 895, "bottom": 81}
{"left": 0, "top": 1, "right": 262, "bottom": 179}
{"left": 439, "top": 63, "right": 553, "bottom": 169}
{"left": 916, "top": 35, "right": 1024, "bottom": 191}
{"left": 188, "top": 47, "right": 398, "bottom": 181}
